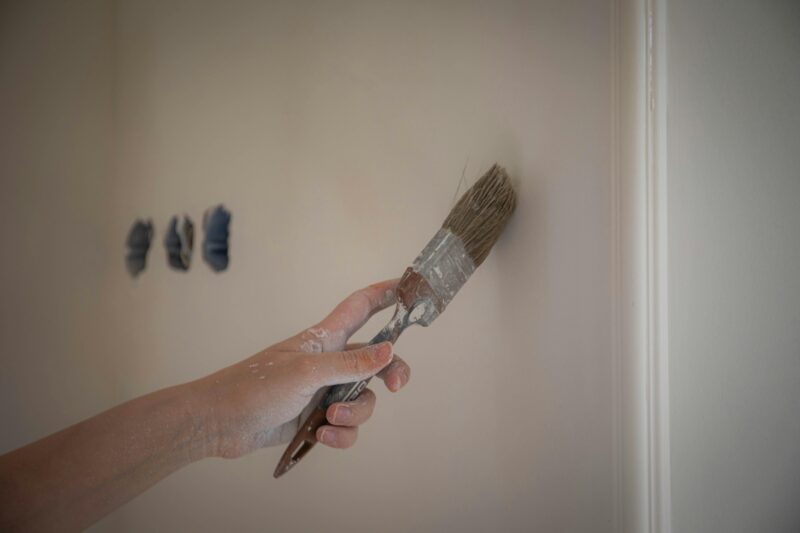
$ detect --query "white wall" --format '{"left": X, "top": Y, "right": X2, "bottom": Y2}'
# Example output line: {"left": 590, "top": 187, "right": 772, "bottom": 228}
{"left": 2, "top": 1, "right": 616, "bottom": 532}
{"left": 667, "top": 1, "right": 800, "bottom": 532}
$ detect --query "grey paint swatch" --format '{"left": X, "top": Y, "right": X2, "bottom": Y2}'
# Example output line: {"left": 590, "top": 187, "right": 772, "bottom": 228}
{"left": 125, "top": 219, "right": 154, "bottom": 277}
{"left": 164, "top": 215, "right": 194, "bottom": 271}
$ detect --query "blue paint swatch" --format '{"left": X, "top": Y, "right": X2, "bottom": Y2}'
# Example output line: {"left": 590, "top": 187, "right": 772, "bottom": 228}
{"left": 203, "top": 205, "right": 231, "bottom": 272}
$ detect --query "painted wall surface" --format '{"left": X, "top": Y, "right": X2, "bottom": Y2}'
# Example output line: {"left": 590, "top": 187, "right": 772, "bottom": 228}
{"left": 0, "top": 0, "right": 116, "bottom": 463}
{"left": 667, "top": 2, "right": 800, "bottom": 532}
{"left": 1, "top": 2, "right": 614, "bottom": 532}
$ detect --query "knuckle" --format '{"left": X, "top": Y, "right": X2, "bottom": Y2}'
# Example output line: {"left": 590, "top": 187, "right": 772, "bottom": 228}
{"left": 393, "top": 357, "right": 410, "bottom": 377}
{"left": 341, "top": 350, "right": 369, "bottom": 374}
{"left": 358, "top": 388, "right": 376, "bottom": 405}
{"left": 349, "top": 286, "right": 383, "bottom": 313}
{"left": 351, "top": 391, "right": 375, "bottom": 416}
{"left": 340, "top": 352, "right": 359, "bottom": 373}
{"left": 360, "top": 400, "right": 376, "bottom": 419}
{"left": 346, "top": 289, "right": 370, "bottom": 307}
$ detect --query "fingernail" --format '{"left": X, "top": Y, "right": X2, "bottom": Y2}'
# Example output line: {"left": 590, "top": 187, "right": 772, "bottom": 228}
{"left": 318, "top": 428, "right": 336, "bottom": 446}
{"left": 332, "top": 405, "right": 352, "bottom": 424}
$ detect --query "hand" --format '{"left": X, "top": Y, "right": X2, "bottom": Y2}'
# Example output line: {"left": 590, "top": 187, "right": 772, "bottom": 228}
{"left": 200, "top": 279, "right": 411, "bottom": 459}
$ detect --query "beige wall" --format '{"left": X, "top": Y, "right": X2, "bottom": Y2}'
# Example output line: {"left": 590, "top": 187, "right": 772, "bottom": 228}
{"left": 1, "top": 2, "right": 615, "bottom": 531}
{"left": 0, "top": 0, "right": 116, "bottom": 457}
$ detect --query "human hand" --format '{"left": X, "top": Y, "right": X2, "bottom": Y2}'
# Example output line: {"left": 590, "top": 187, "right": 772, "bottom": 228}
{"left": 199, "top": 279, "right": 411, "bottom": 459}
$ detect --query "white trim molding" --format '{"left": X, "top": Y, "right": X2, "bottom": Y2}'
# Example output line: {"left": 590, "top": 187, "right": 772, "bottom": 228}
{"left": 614, "top": 0, "right": 671, "bottom": 531}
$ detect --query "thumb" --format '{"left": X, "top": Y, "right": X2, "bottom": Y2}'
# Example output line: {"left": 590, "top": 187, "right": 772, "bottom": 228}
{"left": 310, "top": 342, "right": 393, "bottom": 387}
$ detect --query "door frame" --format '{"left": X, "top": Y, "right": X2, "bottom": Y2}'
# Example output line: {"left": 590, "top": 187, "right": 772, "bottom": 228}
{"left": 613, "top": 0, "right": 671, "bottom": 531}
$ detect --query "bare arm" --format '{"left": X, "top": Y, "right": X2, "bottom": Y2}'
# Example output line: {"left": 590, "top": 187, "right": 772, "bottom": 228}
{"left": 0, "top": 280, "right": 410, "bottom": 531}
{"left": 0, "top": 381, "right": 212, "bottom": 531}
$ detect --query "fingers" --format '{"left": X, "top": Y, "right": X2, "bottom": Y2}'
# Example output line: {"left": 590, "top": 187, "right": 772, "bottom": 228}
{"left": 345, "top": 344, "right": 411, "bottom": 392}
{"left": 325, "top": 388, "right": 376, "bottom": 427}
{"left": 312, "top": 351, "right": 411, "bottom": 450}
{"left": 318, "top": 389, "right": 376, "bottom": 449}
{"left": 317, "top": 279, "right": 399, "bottom": 343}
{"left": 278, "top": 279, "right": 399, "bottom": 352}
{"left": 376, "top": 354, "right": 411, "bottom": 392}
{"left": 302, "top": 342, "right": 393, "bottom": 388}
{"left": 317, "top": 425, "right": 358, "bottom": 449}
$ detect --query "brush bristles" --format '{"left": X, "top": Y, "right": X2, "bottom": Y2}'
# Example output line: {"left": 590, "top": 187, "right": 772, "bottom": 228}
{"left": 442, "top": 164, "right": 517, "bottom": 267}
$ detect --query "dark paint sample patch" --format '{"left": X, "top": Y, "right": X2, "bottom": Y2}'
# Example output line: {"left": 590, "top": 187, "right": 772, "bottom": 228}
{"left": 126, "top": 219, "right": 154, "bottom": 277}
{"left": 203, "top": 205, "right": 231, "bottom": 272}
{"left": 164, "top": 215, "right": 194, "bottom": 271}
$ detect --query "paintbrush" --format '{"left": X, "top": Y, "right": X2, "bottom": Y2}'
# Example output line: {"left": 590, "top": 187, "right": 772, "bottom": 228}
{"left": 274, "top": 164, "right": 517, "bottom": 478}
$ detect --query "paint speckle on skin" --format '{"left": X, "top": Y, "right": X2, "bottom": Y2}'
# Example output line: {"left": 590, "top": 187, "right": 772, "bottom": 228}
{"left": 299, "top": 327, "right": 336, "bottom": 352}
{"left": 299, "top": 339, "right": 322, "bottom": 353}
{"left": 296, "top": 282, "right": 400, "bottom": 355}
{"left": 308, "top": 327, "right": 328, "bottom": 339}
{"left": 382, "top": 288, "right": 395, "bottom": 306}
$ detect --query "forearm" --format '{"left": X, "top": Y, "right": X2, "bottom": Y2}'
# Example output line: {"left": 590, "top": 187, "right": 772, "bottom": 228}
{"left": 0, "top": 380, "right": 214, "bottom": 531}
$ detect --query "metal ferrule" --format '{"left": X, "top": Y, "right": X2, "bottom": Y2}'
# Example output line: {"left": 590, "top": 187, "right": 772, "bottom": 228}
{"left": 403, "top": 228, "right": 475, "bottom": 326}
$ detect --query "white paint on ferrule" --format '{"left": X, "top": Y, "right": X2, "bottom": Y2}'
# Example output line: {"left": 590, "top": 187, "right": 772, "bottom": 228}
{"left": 408, "top": 302, "right": 428, "bottom": 323}
{"left": 412, "top": 228, "right": 476, "bottom": 309}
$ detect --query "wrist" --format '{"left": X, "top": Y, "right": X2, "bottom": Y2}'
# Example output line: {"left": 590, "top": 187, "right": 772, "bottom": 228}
{"left": 182, "top": 377, "right": 223, "bottom": 461}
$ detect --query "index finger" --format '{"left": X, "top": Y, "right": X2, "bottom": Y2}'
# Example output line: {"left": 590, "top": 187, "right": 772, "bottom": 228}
{"left": 276, "top": 279, "right": 399, "bottom": 353}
